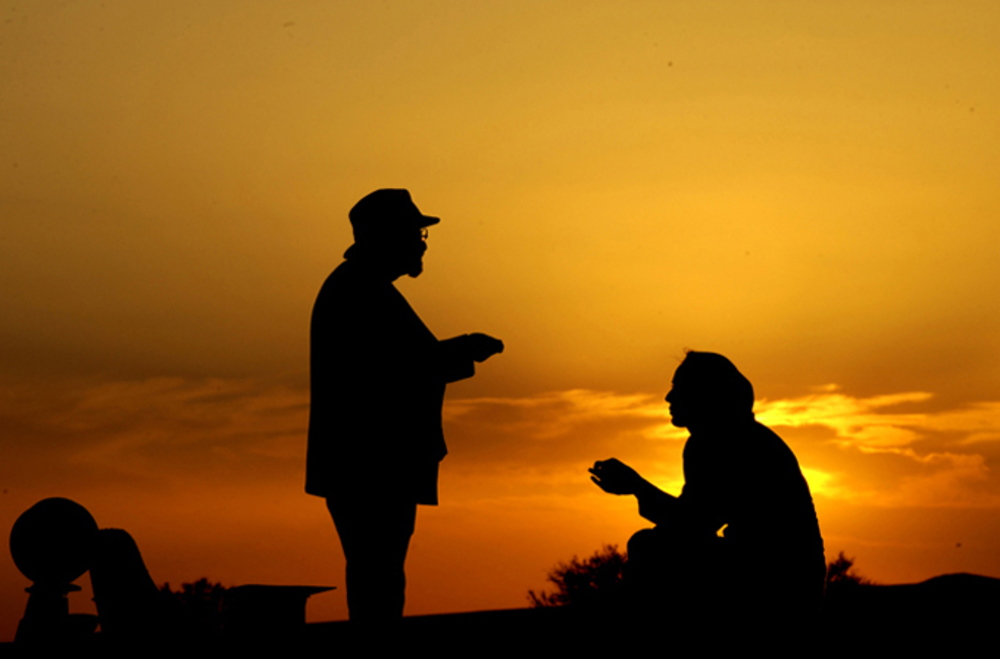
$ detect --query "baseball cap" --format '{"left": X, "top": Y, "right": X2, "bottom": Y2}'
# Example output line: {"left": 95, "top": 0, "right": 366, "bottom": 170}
{"left": 349, "top": 189, "right": 440, "bottom": 243}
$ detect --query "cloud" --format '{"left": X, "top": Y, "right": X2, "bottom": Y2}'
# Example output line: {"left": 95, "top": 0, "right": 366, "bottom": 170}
{"left": 4, "top": 376, "right": 1000, "bottom": 508}
{"left": 756, "top": 388, "right": 934, "bottom": 452}
{"left": 442, "top": 389, "right": 686, "bottom": 470}
{"left": 446, "top": 386, "right": 1000, "bottom": 508}
{"left": 0, "top": 376, "right": 309, "bottom": 491}
{"left": 755, "top": 387, "right": 1000, "bottom": 507}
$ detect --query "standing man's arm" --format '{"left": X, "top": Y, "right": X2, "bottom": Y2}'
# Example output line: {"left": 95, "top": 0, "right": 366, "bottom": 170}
{"left": 438, "top": 333, "right": 504, "bottom": 382}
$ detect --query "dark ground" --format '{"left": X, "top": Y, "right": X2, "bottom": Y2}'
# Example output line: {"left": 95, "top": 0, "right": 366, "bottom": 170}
{"left": 2, "top": 573, "right": 997, "bottom": 656}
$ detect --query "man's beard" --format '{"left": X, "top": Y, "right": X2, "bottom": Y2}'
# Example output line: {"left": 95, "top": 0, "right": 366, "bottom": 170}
{"left": 405, "top": 255, "right": 424, "bottom": 278}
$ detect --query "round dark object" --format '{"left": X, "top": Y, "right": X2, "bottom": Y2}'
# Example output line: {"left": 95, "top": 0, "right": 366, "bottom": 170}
{"left": 9, "top": 498, "right": 98, "bottom": 585}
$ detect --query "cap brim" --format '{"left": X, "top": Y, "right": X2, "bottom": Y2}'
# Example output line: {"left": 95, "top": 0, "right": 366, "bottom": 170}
{"left": 419, "top": 215, "right": 440, "bottom": 227}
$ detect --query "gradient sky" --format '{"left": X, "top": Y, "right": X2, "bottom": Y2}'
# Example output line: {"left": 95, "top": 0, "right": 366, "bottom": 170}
{"left": 2, "top": 0, "right": 1000, "bottom": 641}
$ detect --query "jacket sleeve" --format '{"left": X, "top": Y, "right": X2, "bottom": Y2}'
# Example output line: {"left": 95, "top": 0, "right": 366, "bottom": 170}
{"left": 675, "top": 480, "right": 729, "bottom": 537}
{"left": 437, "top": 335, "right": 476, "bottom": 383}
{"left": 635, "top": 477, "right": 727, "bottom": 537}
{"left": 636, "top": 484, "right": 680, "bottom": 526}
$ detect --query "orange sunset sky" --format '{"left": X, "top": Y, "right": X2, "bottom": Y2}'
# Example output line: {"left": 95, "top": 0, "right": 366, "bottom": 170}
{"left": 2, "top": 0, "right": 1000, "bottom": 640}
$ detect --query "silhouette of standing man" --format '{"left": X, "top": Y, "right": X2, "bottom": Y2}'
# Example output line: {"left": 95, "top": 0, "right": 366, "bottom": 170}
{"left": 307, "top": 189, "right": 503, "bottom": 623}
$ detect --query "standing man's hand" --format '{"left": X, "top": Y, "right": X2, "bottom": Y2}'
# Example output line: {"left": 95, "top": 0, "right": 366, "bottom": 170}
{"left": 462, "top": 333, "right": 504, "bottom": 363}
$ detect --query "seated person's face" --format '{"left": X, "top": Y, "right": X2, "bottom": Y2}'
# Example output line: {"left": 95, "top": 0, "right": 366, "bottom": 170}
{"left": 665, "top": 368, "right": 696, "bottom": 428}
{"left": 664, "top": 363, "right": 713, "bottom": 428}
{"left": 665, "top": 353, "right": 756, "bottom": 431}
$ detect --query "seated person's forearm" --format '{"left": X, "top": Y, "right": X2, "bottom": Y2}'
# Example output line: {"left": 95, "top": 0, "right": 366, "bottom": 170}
{"left": 635, "top": 480, "right": 678, "bottom": 525}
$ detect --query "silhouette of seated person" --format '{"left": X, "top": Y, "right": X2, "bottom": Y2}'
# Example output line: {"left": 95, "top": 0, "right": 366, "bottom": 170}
{"left": 590, "top": 352, "right": 825, "bottom": 625}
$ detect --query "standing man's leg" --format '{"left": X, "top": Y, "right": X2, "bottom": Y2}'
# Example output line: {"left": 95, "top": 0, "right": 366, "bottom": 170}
{"left": 326, "top": 498, "right": 417, "bottom": 622}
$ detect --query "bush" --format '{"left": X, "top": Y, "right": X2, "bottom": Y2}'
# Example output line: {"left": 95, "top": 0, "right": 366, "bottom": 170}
{"left": 825, "top": 552, "right": 872, "bottom": 590}
{"left": 528, "top": 544, "right": 627, "bottom": 608}
{"left": 529, "top": 546, "right": 872, "bottom": 609}
{"left": 159, "top": 578, "right": 228, "bottom": 630}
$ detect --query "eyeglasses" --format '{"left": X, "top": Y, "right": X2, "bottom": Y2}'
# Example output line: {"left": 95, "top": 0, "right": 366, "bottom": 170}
{"left": 420, "top": 228, "right": 429, "bottom": 240}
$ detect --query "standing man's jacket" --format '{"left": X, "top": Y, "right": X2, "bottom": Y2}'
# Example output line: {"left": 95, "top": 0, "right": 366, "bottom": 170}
{"left": 306, "top": 257, "right": 475, "bottom": 505}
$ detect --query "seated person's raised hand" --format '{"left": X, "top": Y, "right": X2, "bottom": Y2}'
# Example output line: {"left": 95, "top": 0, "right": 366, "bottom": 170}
{"left": 589, "top": 458, "right": 644, "bottom": 496}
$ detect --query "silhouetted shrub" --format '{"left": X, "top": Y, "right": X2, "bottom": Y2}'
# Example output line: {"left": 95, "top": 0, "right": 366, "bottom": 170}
{"left": 823, "top": 551, "right": 873, "bottom": 615}
{"left": 825, "top": 552, "right": 872, "bottom": 590}
{"left": 530, "top": 546, "right": 873, "bottom": 610}
{"left": 159, "top": 578, "right": 228, "bottom": 631}
{"left": 528, "top": 544, "right": 627, "bottom": 608}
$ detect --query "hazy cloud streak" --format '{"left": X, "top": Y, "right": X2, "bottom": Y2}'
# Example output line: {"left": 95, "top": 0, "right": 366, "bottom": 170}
{"left": 4, "top": 378, "right": 1000, "bottom": 508}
